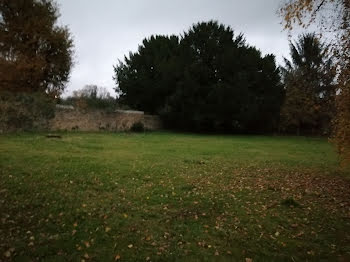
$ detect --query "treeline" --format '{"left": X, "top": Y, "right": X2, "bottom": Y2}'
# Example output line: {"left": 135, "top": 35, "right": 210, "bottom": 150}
{"left": 115, "top": 21, "right": 283, "bottom": 133}
{"left": 0, "top": 0, "right": 337, "bottom": 136}
{"left": 114, "top": 21, "right": 336, "bottom": 135}
{"left": 59, "top": 85, "right": 116, "bottom": 111}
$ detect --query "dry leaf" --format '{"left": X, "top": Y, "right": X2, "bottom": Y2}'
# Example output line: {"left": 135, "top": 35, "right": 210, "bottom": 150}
{"left": 4, "top": 250, "right": 11, "bottom": 257}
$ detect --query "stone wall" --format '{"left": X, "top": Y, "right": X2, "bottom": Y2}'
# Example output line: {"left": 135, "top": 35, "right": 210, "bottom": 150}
{"left": 49, "top": 108, "right": 162, "bottom": 131}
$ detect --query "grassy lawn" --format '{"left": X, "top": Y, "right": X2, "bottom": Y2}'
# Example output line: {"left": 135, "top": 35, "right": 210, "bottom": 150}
{"left": 0, "top": 132, "right": 349, "bottom": 261}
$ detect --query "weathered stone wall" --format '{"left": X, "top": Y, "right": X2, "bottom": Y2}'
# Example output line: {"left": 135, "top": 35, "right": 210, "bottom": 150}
{"left": 49, "top": 108, "right": 162, "bottom": 131}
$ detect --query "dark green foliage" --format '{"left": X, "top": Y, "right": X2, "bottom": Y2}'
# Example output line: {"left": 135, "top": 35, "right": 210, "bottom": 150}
{"left": 280, "top": 33, "right": 336, "bottom": 135}
{"left": 130, "top": 121, "right": 145, "bottom": 132}
{"left": 114, "top": 21, "right": 283, "bottom": 133}
{"left": 0, "top": 91, "right": 55, "bottom": 132}
{"left": 115, "top": 35, "right": 180, "bottom": 114}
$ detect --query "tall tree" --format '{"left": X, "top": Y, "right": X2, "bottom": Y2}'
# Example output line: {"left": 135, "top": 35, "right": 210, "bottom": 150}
{"left": 280, "top": 0, "right": 350, "bottom": 165}
{"left": 163, "top": 21, "right": 283, "bottom": 132}
{"left": 114, "top": 21, "right": 283, "bottom": 133}
{"left": 0, "top": 0, "right": 74, "bottom": 95}
{"left": 280, "top": 33, "right": 336, "bottom": 135}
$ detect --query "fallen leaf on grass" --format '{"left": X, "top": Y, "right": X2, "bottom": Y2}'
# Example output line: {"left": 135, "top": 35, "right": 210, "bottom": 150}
{"left": 114, "top": 254, "right": 121, "bottom": 260}
{"left": 4, "top": 250, "right": 11, "bottom": 257}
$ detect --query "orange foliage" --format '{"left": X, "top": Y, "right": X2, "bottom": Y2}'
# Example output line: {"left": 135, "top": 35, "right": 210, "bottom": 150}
{"left": 0, "top": 0, "right": 73, "bottom": 95}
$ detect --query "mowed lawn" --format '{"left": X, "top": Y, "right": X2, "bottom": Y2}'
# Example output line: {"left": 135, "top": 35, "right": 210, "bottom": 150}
{"left": 0, "top": 132, "right": 349, "bottom": 261}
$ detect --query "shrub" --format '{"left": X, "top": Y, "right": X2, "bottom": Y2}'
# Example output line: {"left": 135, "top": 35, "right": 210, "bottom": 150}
{"left": 130, "top": 122, "right": 145, "bottom": 132}
{"left": 0, "top": 92, "right": 55, "bottom": 132}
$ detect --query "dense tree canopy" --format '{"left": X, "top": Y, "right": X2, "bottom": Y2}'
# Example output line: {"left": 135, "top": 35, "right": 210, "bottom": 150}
{"left": 0, "top": 0, "right": 74, "bottom": 95}
{"left": 115, "top": 35, "right": 180, "bottom": 114}
{"left": 280, "top": 33, "right": 336, "bottom": 135}
{"left": 114, "top": 21, "right": 283, "bottom": 133}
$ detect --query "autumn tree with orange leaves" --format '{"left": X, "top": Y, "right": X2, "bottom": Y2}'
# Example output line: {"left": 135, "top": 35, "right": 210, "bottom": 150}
{"left": 280, "top": 0, "right": 350, "bottom": 166}
{"left": 0, "top": 0, "right": 74, "bottom": 96}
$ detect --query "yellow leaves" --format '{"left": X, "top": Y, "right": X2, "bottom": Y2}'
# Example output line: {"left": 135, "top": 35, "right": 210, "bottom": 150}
{"left": 105, "top": 227, "right": 111, "bottom": 233}
{"left": 123, "top": 213, "right": 128, "bottom": 218}
{"left": 114, "top": 254, "right": 121, "bottom": 260}
{"left": 128, "top": 244, "right": 133, "bottom": 248}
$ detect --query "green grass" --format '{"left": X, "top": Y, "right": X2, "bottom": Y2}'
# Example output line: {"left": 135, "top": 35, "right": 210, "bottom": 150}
{"left": 0, "top": 132, "right": 349, "bottom": 261}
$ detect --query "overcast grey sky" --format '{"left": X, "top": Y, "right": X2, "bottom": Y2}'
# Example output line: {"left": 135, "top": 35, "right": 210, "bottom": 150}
{"left": 56, "top": 0, "right": 298, "bottom": 96}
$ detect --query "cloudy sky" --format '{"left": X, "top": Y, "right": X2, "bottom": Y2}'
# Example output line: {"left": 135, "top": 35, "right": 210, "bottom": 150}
{"left": 56, "top": 0, "right": 300, "bottom": 96}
